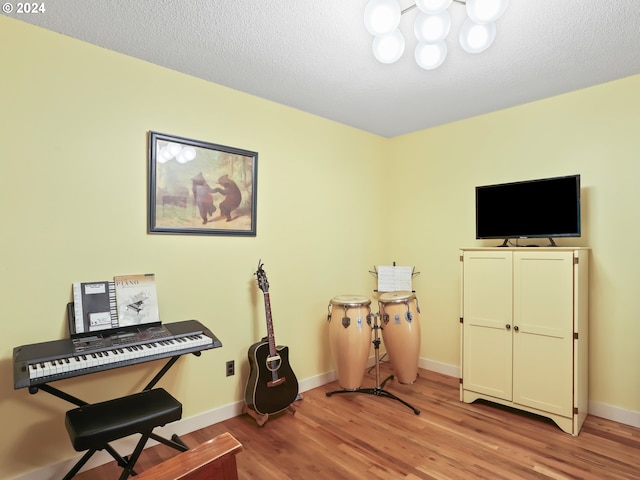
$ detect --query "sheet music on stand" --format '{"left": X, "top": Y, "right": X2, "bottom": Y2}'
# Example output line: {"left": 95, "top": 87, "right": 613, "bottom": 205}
{"left": 377, "top": 265, "right": 413, "bottom": 292}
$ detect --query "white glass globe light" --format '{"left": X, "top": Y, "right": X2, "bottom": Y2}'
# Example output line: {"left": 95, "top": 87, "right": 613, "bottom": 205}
{"left": 466, "top": 0, "right": 509, "bottom": 24}
{"left": 167, "top": 142, "right": 182, "bottom": 157}
{"left": 414, "top": 11, "right": 451, "bottom": 43}
{"left": 182, "top": 146, "right": 196, "bottom": 161}
{"left": 415, "top": 0, "right": 452, "bottom": 14}
{"left": 415, "top": 41, "right": 447, "bottom": 70}
{"left": 158, "top": 147, "right": 171, "bottom": 163}
{"left": 364, "top": 0, "right": 402, "bottom": 36}
{"left": 459, "top": 19, "right": 496, "bottom": 53}
{"left": 372, "top": 29, "right": 405, "bottom": 64}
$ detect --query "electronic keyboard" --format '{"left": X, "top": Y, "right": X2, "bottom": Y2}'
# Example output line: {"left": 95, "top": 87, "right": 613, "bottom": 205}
{"left": 13, "top": 320, "right": 221, "bottom": 389}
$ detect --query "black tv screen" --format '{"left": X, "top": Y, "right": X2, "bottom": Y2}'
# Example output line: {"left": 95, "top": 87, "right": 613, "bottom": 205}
{"left": 475, "top": 174, "right": 581, "bottom": 240}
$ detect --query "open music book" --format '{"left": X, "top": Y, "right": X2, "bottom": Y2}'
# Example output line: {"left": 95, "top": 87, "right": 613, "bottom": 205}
{"left": 377, "top": 265, "right": 413, "bottom": 292}
{"left": 72, "top": 274, "right": 159, "bottom": 336}
{"left": 113, "top": 274, "right": 160, "bottom": 328}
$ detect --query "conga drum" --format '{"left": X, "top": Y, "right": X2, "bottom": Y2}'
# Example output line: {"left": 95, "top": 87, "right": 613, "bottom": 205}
{"left": 378, "top": 291, "right": 421, "bottom": 384}
{"left": 327, "top": 295, "right": 372, "bottom": 390}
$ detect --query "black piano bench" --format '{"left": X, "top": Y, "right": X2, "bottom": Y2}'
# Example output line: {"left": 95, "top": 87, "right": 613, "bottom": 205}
{"left": 63, "top": 388, "right": 187, "bottom": 480}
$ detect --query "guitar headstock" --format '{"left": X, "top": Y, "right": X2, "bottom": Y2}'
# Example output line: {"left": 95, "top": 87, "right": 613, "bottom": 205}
{"left": 255, "top": 260, "right": 269, "bottom": 293}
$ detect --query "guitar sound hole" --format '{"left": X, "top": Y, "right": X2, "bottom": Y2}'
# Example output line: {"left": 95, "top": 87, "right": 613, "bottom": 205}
{"left": 266, "top": 358, "right": 282, "bottom": 372}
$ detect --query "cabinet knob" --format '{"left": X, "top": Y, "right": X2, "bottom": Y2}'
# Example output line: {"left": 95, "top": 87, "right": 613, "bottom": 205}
{"left": 506, "top": 324, "right": 511, "bottom": 330}
{"left": 514, "top": 325, "right": 519, "bottom": 331}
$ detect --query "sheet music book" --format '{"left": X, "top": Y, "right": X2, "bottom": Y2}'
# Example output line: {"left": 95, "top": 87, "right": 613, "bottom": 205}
{"left": 377, "top": 265, "right": 413, "bottom": 292}
{"left": 113, "top": 273, "right": 160, "bottom": 327}
{"left": 72, "top": 281, "right": 117, "bottom": 335}
{"left": 71, "top": 273, "right": 160, "bottom": 336}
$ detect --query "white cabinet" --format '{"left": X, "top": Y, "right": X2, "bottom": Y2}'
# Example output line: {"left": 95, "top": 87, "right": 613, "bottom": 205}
{"left": 460, "top": 247, "right": 589, "bottom": 435}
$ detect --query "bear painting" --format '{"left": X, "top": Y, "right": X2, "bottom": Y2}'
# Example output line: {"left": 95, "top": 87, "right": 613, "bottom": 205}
{"left": 211, "top": 174, "right": 242, "bottom": 222}
{"left": 191, "top": 172, "right": 216, "bottom": 224}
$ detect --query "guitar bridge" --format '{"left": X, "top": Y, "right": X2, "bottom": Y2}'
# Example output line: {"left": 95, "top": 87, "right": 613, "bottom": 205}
{"left": 267, "top": 377, "right": 286, "bottom": 388}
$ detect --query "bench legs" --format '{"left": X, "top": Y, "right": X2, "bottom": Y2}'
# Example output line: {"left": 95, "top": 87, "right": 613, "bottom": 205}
{"left": 62, "top": 432, "right": 188, "bottom": 479}
{"left": 117, "top": 432, "right": 150, "bottom": 480}
{"left": 62, "top": 430, "right": 185, "bottom": 480}
{"left": 149, "top": 432, "right": 189, "bottom": 452}
{"left": 62, "top": 443, "right": 135, "bottom": 480}
{"left": 62, "top": 449, "right": 96, "bottom": 480}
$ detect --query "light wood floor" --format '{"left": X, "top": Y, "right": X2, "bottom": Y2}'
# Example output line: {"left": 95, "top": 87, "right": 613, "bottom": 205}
{"left": 76, "top": 364, "right": 640, "bottom": 479}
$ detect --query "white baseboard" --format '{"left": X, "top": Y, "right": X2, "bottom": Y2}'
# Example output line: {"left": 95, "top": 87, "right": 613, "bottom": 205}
{"left": 588, "top": 400, "right": 640, "bottom": 428}
{"left": 13, "top": 362, "right": 638, "bottom": 480}
{"left": 419, "top": 357, "right": 460, "bottom": 378}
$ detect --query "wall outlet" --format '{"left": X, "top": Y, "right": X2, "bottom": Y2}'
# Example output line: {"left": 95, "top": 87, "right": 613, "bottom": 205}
{"left": 225, "top": 360, "right": 235, "bottom": 377}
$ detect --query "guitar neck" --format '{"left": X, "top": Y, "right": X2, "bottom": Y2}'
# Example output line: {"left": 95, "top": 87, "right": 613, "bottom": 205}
{"left": 263, "top": 292, "right": 277, "bottom": 357}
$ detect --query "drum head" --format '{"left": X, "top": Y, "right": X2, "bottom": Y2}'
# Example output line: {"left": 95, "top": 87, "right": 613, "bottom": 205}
{"left": 378, "top": 291, "right": 415, "bottom": 303}
{"left": 330, "top": 294, "right": 371, "bottom": 307}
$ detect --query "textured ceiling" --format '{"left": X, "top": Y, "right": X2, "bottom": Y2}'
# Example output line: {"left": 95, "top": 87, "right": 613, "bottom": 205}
{"left": 5, "top": 0, "right": 640, "bottom": 137}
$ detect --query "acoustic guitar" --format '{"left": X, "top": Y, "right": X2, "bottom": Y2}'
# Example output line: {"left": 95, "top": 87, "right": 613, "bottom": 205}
{"left": 244, "top": 261, "right": 299, "bottom": 416}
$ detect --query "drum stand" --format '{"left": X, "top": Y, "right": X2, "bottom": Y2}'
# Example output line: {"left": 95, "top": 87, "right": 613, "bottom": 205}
{"left": 326, "top": 313, "right": 420, "bottom": 415}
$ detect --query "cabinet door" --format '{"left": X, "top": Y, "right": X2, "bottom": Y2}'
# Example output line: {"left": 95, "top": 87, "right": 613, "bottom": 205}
{"left": 462, "top": 251, "right": 513, "bottom": 400}
{"left": 513, "top": 251, "right": 574, "bottom": 416}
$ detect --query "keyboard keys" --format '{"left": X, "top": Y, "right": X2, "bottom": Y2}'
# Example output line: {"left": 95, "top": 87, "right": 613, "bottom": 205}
{"left": 27, "top": 333, "right": 213, "bottom": 381}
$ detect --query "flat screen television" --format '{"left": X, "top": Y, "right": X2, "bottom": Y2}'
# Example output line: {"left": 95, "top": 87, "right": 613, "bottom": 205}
{"left": 475, "top": 174, "right": 581, "bottom": 244}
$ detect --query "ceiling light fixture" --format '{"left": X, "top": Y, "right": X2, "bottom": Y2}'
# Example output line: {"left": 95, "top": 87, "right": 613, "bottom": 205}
{"left": 364, "top": 0, "right": 509, "bottom": 70}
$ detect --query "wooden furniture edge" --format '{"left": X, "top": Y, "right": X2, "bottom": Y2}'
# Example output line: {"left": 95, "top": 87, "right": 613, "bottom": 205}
{"left": 134, "top": 432, "right": 243, "bottom": 480}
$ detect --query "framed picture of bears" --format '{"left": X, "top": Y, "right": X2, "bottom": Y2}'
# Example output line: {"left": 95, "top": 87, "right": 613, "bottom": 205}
{"left": 148, "top": 131, "right": 258, "bottom": 236}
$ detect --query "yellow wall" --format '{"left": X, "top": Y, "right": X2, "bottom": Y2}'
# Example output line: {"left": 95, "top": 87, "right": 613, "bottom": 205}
{"left": 0, "top": 17, "right": 389, "bottom": 478}
{"left": 389, "top": 75, "right": 640, "bottom": 416}
{"left": 1, "top": 15, "right": 638, "bottom": 479}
